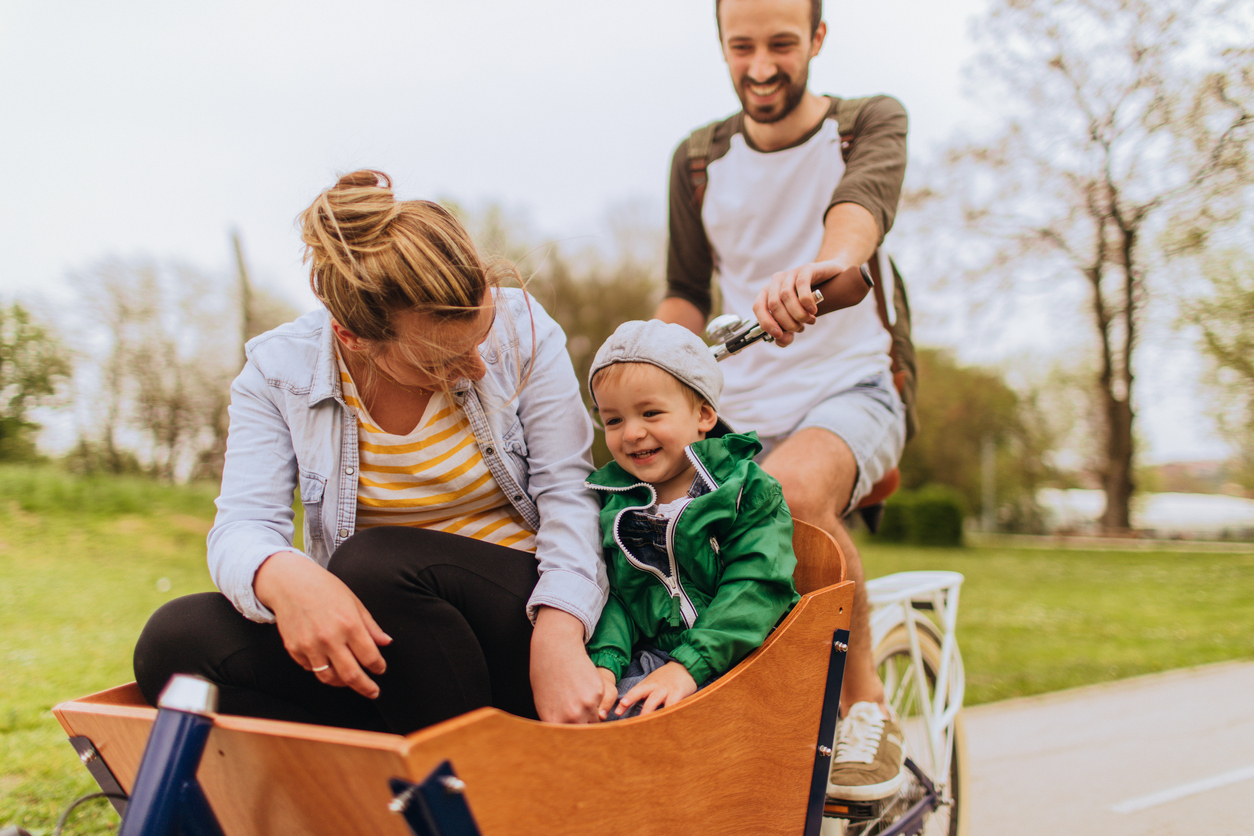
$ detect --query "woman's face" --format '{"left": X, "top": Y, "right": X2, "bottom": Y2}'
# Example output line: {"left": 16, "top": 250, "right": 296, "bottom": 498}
{"left": 338, "top": 291, "right": 496, "bottom": 390}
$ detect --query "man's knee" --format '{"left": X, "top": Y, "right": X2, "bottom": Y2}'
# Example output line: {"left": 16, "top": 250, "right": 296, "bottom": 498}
{"left": 770, "top": 470, "right": 828, "bottom": 522}
{"left": 762, "top": 430, "right": 857, "bottom": 522}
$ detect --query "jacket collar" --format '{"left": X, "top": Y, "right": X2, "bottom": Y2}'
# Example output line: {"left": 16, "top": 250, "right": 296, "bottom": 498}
{"left": 585, "top": 431, "right": 762, "bottom": 493}
{"left": 308, "top": 309, "right": 475, "bottom": 408}
{"left": 309, "top": 313, "right": 341, "bottom": 407}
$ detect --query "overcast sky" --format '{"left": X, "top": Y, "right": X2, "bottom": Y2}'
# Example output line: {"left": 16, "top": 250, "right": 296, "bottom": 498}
{"left": 0, "top": 0, "right": 1230, "bottom": 463}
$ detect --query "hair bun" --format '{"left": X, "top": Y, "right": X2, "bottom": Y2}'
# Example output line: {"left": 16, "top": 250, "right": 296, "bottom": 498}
{"left": 302, "top": 169, "right": 402, "bottom": 256}
{"left": 299, "top": 169, "right": 504, "bottom": 346}
{"left": 333, "top": 169, "right": 392, "bottom": 193}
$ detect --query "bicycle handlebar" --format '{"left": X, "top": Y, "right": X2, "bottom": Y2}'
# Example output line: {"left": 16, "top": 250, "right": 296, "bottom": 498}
{"left": 707, "top": 264, "right": 873, "bottom": 361}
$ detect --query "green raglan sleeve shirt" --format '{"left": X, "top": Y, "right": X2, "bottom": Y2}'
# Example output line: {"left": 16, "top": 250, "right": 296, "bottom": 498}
{"left": 666, "top": 468, "right": 800, "bottom": 686}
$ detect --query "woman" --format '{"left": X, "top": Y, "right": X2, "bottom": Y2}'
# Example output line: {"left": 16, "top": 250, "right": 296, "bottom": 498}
{"left": 134, "top": 170, "right": 608, "bottom": 733}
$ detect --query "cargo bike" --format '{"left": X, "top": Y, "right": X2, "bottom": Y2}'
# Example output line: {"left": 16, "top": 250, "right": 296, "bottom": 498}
{"left": 52, "top": 266, "right": 967, "bottom": 836}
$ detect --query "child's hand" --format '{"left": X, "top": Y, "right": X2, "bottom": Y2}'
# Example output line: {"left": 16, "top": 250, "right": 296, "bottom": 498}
{"left": 615, "top": 662, "right": 698, "bottom": 717}
{"left": 596, "top": 667, "right": 618, "bottom": 721}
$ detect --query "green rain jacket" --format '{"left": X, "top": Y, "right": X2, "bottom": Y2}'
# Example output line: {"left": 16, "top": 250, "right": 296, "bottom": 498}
{"left": 585, "top": 432, "right": 800, "bottom": 686}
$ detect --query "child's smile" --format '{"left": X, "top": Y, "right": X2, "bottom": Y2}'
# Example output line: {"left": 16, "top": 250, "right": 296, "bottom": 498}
{"left": 594, "top": 364, "right": 719, "bottom": 504}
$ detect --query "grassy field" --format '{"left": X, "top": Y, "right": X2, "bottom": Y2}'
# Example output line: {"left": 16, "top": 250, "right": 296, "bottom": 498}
{"left": 0, "top": 466, "right": 221, "bottom": 836}
{"left": 2, "top": 463, "right": 1252, "bottom": 834}
{"left": 859, "top": 540, "right": 1254, "bottom": 703}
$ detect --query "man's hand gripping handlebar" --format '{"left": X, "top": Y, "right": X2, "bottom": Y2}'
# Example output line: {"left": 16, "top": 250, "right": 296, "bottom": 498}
{"left": 706, "top": 264, "right": 873, "bottom": 360}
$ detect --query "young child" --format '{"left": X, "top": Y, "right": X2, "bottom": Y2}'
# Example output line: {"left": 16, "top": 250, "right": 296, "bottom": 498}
{"left": 585, "top": 320, "right": 800, "bottom": 720}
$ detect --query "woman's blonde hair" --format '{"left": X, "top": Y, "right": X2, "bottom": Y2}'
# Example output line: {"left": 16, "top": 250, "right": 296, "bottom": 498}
{"left": 299, "top": 169, "right": 503, "bottom": 340}
{"left": 298, "top": 170, "right": 530, "bottom": 396}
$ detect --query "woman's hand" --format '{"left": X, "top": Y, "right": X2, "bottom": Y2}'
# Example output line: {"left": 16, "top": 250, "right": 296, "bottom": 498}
{"left": 529, "top": 606, "right": 603, "bottom": 723}
{"left": 254, "top": 551, "right": 392, "bottom": 699}
{"left": 596, "top": 667, "right": 619, "bottom": 721}
{"left": 614, "top": 662, "right": 697, "bottom": 717}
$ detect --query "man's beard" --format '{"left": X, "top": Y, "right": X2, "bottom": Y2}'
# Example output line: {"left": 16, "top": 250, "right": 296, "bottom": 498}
{"left": 736, "top": 70, "right": 808, "bottom": 124}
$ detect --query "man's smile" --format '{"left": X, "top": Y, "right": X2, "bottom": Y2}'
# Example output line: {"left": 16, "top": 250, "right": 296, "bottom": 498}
{"left": 747, "top": 79, "right": 784, "bottom": 98}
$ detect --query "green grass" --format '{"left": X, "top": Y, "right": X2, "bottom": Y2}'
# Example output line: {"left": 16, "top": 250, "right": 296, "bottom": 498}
{"left": 1, "top": 462, "right": 1252, "bottom": 833}
{"left": 1, "top": 465, "right": 221, "bottom": 835}
{"left": 859, "top": 539, "right": 1254, "bottom": 705}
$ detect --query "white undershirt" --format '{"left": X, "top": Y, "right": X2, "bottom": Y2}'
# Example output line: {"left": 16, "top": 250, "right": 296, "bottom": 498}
{"left": 702, "top": 120, "right": 892, "bottom": 436}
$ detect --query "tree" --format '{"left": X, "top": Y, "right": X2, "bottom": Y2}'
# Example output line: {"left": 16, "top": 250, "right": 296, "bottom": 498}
{"left": 928, "top": 0, "right": 1252, "bottom": 531}
{"left": 69, "top": 251, "right": 297, "bottom": 480}
{"left": 1187, "top": 249, "right": 1254, "bottom": 489}
{"left": 0, "top": 303, "right": 70, "bottom": 459}
{"left": 899, "top": 348, "right": 1055, "bottom": 530}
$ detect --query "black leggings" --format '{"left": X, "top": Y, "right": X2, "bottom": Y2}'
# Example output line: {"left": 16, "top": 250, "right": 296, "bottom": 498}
{"left": 133, "top": 527, "right": 540, "bottom": 734}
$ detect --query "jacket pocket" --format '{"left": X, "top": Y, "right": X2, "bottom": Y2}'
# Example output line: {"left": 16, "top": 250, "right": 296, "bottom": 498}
{"left": 298, "top": 471, "right": 327, "bottom": 544}
{"left": 501, "top": 419, "right": 529, "bottom": 480}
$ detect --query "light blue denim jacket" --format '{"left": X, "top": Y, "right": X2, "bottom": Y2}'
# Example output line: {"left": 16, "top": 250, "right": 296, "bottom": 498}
{"left": 207, "top": 288, "right": 609, "bottom": 639}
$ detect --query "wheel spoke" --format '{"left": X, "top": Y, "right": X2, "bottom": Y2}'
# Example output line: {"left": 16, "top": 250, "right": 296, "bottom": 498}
{"left": 864, "top": 624, "right": 966, "bottom": 836}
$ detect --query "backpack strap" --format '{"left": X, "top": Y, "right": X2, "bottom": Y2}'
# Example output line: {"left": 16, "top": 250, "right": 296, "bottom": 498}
{"left": 867, "top": 249, "right": 920, "bottom": 442}
{"left": 686, "top": 121, "right": 719, "bottom": 211}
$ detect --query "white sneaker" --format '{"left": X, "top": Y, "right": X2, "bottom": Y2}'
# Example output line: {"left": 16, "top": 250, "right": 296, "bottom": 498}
{"left": 827, "top": 702, "right": 906, "bottom": 801}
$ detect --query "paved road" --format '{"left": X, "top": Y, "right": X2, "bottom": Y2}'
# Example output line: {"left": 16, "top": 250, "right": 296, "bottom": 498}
{"left": 965, "top": 660, "right": 1254, "bottom": 835}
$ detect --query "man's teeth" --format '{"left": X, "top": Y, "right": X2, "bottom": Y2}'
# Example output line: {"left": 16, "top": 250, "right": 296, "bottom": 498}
{"left": 750, "top": 83, "right": 781, "bottom": 96}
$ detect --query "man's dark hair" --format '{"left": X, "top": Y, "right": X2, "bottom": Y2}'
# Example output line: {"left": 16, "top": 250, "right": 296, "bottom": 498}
{"left": 715, "top": 0, "right": 823, "bottom": 37}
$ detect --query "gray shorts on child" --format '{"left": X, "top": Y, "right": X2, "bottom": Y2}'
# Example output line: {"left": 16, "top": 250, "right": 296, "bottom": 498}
{"left": 603, "top": 647, "right": 674, "bottom": 722}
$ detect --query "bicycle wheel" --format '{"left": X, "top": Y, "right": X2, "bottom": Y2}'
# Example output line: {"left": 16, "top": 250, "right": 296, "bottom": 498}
{"left": 849, "top": 621, "right": 968, "bottom": 836}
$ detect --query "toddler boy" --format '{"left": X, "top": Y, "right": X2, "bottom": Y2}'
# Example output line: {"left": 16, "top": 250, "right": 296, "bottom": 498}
{"left": 585, "top": 320, "right": 800, "bottom": 719}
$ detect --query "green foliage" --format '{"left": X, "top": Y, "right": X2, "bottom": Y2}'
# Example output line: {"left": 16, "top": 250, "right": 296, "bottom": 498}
{"left": 911, "top": 485, "right": 967, "bottom": 546}
{"left": 878, "top": 486, "right": 966, "bottom": 546}
{"left": 1186, "top": 250, "right": 1254, "bottom": 491}
{"left": 0, "top": 417, "right": 44, "bottom": 462}
{"left": 910, "top": 0, "right": 1254, "bottom": 530}
{"left": 900, "top": 349, "right": 1052, "bottom": 528}
{"left": 62, "top": 438, "right": 148, "bottom": 477}
{"left": 0, "top": 303, "right": 70, "bottom": 460}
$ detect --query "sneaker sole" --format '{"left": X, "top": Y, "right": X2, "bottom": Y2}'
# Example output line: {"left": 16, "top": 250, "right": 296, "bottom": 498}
{"left": 826, "top": 764, "right": 906, "bottom": 802}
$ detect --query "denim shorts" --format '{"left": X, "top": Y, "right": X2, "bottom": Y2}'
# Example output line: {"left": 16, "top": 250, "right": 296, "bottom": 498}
{"left": 754, "top": 371, "right": 906, "bottom": 515}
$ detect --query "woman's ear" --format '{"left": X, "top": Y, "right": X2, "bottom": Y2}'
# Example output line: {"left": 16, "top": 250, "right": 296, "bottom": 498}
{"left": 331, "top": 321, "right": 365, "bottom": 351}
{"left": 697, "top": 402, "right": 719, "bottom": 435}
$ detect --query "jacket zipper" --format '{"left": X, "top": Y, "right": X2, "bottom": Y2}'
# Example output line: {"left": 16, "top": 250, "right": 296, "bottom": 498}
{"left": 663, "top": 447, "right": 721, "bottom": 628}
{"left": 586, "top": 478, "right": 700, "bottom": 629}
{"left": 663, "top": 497, "right": 700, "bottom": 627}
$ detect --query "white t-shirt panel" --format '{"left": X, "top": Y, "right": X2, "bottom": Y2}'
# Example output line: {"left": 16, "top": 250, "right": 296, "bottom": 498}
{"left": 702, "top": 120, "right": 891, "bottom": 436}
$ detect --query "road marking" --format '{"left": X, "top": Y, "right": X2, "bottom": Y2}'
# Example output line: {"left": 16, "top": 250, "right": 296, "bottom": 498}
{"left": 1112, "top": 764, "right": 1254, "bottom": 814}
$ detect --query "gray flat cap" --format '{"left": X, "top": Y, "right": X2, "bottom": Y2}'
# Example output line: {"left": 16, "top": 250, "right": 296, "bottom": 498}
{"left": 589, "top": 319, "right": 723, "bottom": 411}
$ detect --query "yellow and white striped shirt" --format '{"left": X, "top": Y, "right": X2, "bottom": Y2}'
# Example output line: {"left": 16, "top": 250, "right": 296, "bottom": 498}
{"left": 337, "top": 351, "right": 537, "bottom": 552}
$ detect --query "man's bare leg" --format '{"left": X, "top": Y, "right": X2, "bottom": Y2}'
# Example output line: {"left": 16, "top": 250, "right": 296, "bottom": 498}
{"left": 759, "top": 427, "right": 886, "bottom": 714}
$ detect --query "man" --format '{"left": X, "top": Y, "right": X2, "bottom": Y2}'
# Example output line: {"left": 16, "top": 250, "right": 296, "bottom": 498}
{"left": 656, "top": 0, "right": 909, "bottom": 801}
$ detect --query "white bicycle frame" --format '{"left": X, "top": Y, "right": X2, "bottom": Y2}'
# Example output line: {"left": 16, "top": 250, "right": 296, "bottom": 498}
{"left": 865, "top": 571, "right": 966, "bottom": 794}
